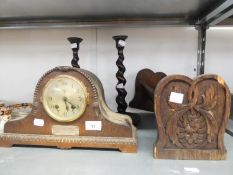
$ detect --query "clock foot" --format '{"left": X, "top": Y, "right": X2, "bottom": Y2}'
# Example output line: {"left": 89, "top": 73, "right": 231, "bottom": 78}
{"left": 57, "top": 145, "right": 72, "bottom": 149}
{"left": 119, "top": 145, "right": 137, "bottom": 153}
{"left": 0, "top": 142, "right": 12, "bottom": 147}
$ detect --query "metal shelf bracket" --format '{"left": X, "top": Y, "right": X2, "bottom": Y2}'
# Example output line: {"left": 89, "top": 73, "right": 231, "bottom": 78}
{"left": 195, "top": 24, "right": 208, "bottom": 76}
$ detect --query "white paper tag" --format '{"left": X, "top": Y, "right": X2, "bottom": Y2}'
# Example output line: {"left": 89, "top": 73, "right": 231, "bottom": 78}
{"left": 184, "top": 167, "right": 200, "bottom": 174}
{"left": 71, "top": 43, "right": 77, "bottom": 49}
{"left": 169, "top": 92, "right": 184, "bottom": 104}
{"left": 116, "top": 83, "right": 124, "bottom": 88}
{"left": 118, "top": 40, "right": 126, "bottom": 47}
{"left": 33, "top": 118, "right": 44, "bottom": 127}
{"left": 85, "top": 121, "right": 102, "bottom": 131}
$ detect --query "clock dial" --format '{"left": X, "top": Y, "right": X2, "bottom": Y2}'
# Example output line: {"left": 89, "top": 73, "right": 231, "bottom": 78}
{"left": 42, "top": 75, "right": 88, "bottom": 122}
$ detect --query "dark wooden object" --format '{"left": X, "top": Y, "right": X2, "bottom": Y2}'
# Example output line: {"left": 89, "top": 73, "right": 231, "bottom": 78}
{"left": 113, "top": 35, "right": 128, "bottom": 113}
{"left": 129, "top": 69, "right": 166, "bottom": 112}
{"left": 112, "top": 36, "right": 141, "bottom": 126}
{"left": 0, "top": 67, "right": 137, "bottom": 153}
{"left": 154, "top": 74, "right": 231, "bottom": 160}
{"left": 67, "top": 37, "right": 83, "bottom": 68}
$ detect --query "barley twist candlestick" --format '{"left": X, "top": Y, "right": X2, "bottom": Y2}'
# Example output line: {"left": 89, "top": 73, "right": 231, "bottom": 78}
{"left": 67, "top": 37, "right": 83, "bottom": 68}
{"left": 113, "top": 35, "right": 128, "bottom": 113}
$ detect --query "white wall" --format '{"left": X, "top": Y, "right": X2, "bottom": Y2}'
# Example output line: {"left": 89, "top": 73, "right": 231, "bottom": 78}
{"left": 0, "top": 28, "right": 96, "bottom": 103}
{"left": 206, "top": 27, "right": 233, "bottom": 91}
{"left": 1, "top": 26, "right": 230, "bottom": 111}
{"left": 97, "top": 27, "right": 197, "bottom": 109}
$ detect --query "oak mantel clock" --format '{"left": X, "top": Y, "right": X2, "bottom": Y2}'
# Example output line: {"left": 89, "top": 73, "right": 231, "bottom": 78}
{"left": 0, "top": 66, "right": 137, "bottom": 153}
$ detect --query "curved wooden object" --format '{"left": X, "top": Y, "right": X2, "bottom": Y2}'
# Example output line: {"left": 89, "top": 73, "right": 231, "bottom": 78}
{"left": 129, "top": 69, "right": 166, "bottom": 111}
{"left": 0, "top": 67, "right": 137, "bottom": 153}
{"left": 154, "top": 74, "right": 231, "bottom": 160}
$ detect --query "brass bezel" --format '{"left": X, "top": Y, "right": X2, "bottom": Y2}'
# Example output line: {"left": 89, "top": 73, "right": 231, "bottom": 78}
{"left": 42, "top": 75, "right": 88, "bottom": 122}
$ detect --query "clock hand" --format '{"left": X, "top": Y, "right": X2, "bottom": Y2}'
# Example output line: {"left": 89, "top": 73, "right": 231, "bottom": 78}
{"left": 63, "top": 97, "right": 69, "bottom": 111}
{"left": 66, "top": 99, "right": 76, "bottom": 110}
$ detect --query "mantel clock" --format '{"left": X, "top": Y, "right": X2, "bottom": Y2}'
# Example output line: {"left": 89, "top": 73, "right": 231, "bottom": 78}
{"left": 0, "top": 66, "right": 137, "bottom": 153}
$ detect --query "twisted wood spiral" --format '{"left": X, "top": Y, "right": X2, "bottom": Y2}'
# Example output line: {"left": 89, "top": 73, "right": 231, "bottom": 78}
{"left": 113, "top": 35, "right": 128, "bottom": 113}
{"left": 67, "top": 37, "right": 83, "bottom": 68}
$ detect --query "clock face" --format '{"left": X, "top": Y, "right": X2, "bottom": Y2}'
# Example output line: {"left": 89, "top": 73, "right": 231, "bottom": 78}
{"left": 42, "top": 75, "right": 88, "bottom": 122}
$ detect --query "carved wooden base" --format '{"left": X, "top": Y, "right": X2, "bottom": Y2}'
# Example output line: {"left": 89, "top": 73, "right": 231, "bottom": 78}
{"left": 0, "top": 133, "right": 137, "bottom": 153}
{"left": 154, "top": 146, "right": 226, "bottom": 160}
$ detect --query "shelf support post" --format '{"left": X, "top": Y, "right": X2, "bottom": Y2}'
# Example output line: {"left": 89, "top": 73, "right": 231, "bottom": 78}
{"left": 196, "top": 24, "right": 207, "bottom": 76}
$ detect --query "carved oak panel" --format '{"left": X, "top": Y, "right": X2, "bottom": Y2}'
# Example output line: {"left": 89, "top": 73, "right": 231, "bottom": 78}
{"left": 154, "top": 74, "right": 231, "bottom": 160}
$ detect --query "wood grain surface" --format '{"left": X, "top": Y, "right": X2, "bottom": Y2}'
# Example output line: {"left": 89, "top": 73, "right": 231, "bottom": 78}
{"left": 154, "top": 74, "right": 231, "bottom": 160}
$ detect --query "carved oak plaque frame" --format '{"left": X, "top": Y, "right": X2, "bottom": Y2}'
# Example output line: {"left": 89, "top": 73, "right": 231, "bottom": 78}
{"left": 154, "top": 74, "right": 230, "bottom": 160}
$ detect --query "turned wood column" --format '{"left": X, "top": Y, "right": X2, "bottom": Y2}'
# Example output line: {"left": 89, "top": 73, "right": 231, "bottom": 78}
{"left": 113, "top": 35, "right": 128, "bottom": 113}
{"left": 67, "top": 37, "right": 83, "bottom": 68}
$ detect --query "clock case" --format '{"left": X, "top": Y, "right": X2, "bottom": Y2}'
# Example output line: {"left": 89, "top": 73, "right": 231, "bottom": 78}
{"left": 0, "top": 66, "right": 137, "bottom": 153}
